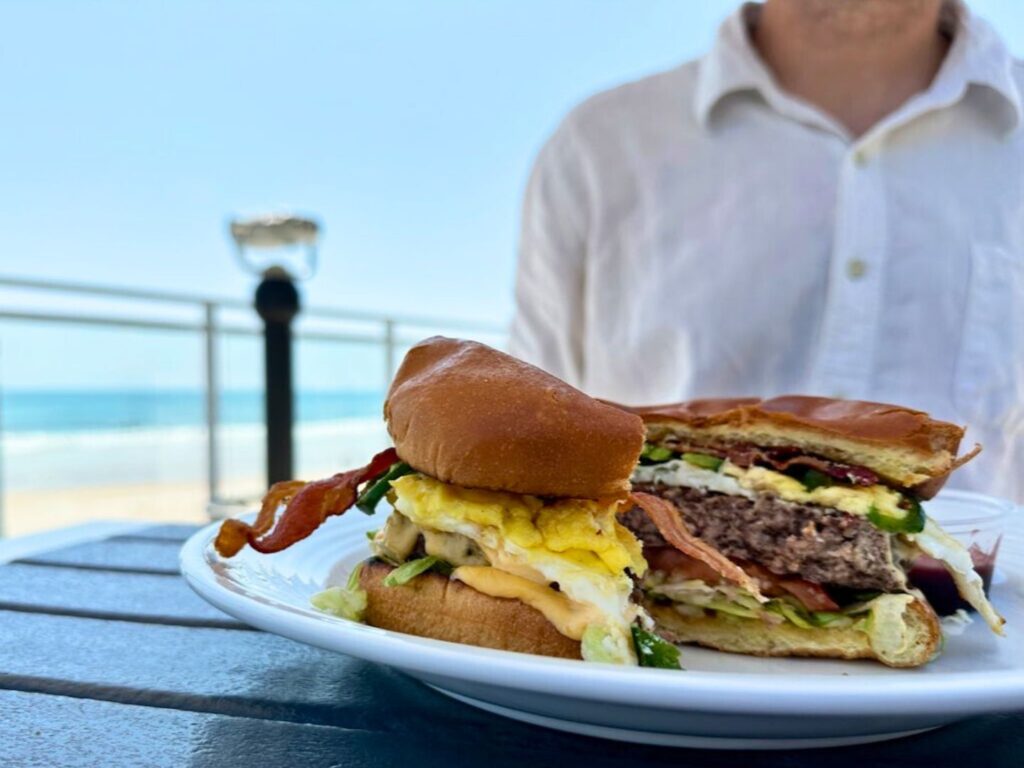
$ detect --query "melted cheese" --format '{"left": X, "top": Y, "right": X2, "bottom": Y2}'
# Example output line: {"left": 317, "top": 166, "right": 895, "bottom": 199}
{"left": 452, "top": 566, "right": 601, "bottom": 640}
{"left": 388, "top": 474, "right": 645, "bottom": 644}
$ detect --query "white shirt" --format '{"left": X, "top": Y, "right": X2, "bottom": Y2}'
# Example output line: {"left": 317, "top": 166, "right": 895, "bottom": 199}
{"left": 510, "top": 3, "right": 1024, "bottom": 502}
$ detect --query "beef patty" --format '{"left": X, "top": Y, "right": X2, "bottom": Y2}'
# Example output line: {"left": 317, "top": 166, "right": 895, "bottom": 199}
{"left": 626, "top": 484, "right": 905, "bottom": 591}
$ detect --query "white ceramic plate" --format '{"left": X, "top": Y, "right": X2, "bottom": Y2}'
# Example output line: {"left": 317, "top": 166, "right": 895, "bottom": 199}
{"left": 181, "top": 491, "right": 1024, "bottom": 750}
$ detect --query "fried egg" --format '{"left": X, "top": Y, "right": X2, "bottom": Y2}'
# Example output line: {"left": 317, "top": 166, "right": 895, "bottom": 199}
{"left": 388, "top": 473, "right": 645, "bottom": 648}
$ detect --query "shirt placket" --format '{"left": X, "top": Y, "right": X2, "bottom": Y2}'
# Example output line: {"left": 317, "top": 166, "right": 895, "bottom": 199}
{"left": 812, "top": 144, "right": 887, "bottom": 399}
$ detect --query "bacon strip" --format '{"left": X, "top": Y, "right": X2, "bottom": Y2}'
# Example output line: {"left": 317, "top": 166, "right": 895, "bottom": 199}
{"left": 742, "top": 562, "right": 839, "bottom": 611}
{"left": 645, "top": 546, "right": 838, "bottom": 611}
{"left": 631, "top": 492, "right": 767, "bottom": 602}
{"left": 664, "top": 441, "right": 880, "bottom": 486}
{"left": 777, "top": 578, "right": 839, "bottom": 612}
{"left": 214, "top": 447, "right": 400, "bottom": 557}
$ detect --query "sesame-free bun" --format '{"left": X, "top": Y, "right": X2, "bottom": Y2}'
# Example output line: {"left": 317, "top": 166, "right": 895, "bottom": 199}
{"left": 385, "top": 337, "right": 644, "bottom": 499}
{"left": 359, "top": 560, "right": 581, "bottom": 659}
{"left": 647, "top": 594, "right": 941, "bottom": 668}
{"left": 619, "top": 396, "right": 973, "bottom": 495}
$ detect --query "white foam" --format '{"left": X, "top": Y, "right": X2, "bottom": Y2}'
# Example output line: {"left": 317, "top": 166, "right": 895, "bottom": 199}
{"left": 1, "top": 418, "right": 391, "bottom": 493}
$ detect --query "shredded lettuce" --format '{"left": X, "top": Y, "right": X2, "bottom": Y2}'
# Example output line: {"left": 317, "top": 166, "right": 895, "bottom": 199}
{"left": 766, "top": 600, "right": 814, "bottom": 629}
{"left": 650, "top": 579, "right": 879, "bottom": 632}
{"left": 581, "top": 624, "right": 638, "bottom": 665}
{"left": 706, "top": 599, "right": 760, "bottom": 620}
{"left": 310, "top": 562, "right": 367, "bottom": 621}
{"left": 382, "top": 555, "right": 448, "bottom": 587}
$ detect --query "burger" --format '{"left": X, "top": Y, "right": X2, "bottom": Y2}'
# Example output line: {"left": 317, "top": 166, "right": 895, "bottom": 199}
{"left": 214, "top": 337, "right": 683, "bottom": 666}
{"left": 617, "top": 396, "right": 1004, "bottom": 668}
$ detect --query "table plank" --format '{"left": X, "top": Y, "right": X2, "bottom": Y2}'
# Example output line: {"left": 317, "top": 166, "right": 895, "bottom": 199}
{"left": 0, "top": 521, "right": 153, "bottom": 565}
{"left": 0, "top": 609, "right": 500, "bottom": 734}
{"left": 16, "top": 538, "right": 182, "bottom": 574}
{"left": 3, "top": 687, "right": 1023, "bottom": 768}
{"left": 2, "top": 524, "right": 1022, "bottom": 767}
{"left": 0, "top": 563, "right": 245, "bottom": 628}
{"left": 0, "top": 689, "right": 379, "bottom": 768}
{"left": 108, "top": 523, "right": 200, "bottom": 543}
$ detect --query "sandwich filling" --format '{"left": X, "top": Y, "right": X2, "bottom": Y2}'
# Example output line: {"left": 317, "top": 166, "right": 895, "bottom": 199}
{"left": 628, "top": 447, "right": 1004, "bottom": 639}
{"left": 366, "top": 472, "right": 653, "bottom": 664}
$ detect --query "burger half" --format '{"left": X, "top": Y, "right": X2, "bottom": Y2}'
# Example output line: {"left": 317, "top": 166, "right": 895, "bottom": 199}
{"left": 215, "top": 337, "right": 684, "bottom": 666}
{"left": 618, "top": 396, "right": 1003, "bottom": 668}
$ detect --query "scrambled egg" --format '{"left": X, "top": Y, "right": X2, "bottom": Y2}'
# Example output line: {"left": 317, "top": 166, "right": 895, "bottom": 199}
{"left": 634, "top": 459, "right": 904, "bottom": 519}
{"left": 388, "top": 473, "right": 645, "bottom": 651}
{"left": 726, "top": 465, "right": 905, "bottom": 519}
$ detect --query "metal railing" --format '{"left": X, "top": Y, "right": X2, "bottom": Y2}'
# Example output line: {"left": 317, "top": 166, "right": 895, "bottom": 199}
{"left": 0, "top": 275, "right": 506, "bottom": 533}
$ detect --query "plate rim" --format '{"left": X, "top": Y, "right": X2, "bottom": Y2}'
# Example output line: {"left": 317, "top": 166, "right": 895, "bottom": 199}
{"left": 180, "top": 498, "right": 1024, "bottom": 719}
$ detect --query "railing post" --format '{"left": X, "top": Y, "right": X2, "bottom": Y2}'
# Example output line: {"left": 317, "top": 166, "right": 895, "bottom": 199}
{"left": 203, "top": 303, "right": 220, "bottom": 504}
{"left": 0, "top": 344, "right": 5, "bottom": 540}
{"left": 255, "top": 269, "right": 300, "bottom": 486}
{"left": 384, "top": 319, "right": 396, "bottom": 385}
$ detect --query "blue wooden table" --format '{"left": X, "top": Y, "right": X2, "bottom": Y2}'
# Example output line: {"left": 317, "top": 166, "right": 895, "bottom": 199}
{"left": 1, "top": 522, "right": 1022, "bottom": 767}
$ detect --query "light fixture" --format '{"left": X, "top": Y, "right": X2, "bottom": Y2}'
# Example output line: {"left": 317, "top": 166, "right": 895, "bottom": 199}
{"left": 229, "top": 213, "right": 320, "bottom": 281}
{"left": 228, "top": 212, "right": 322, "bottom": 485}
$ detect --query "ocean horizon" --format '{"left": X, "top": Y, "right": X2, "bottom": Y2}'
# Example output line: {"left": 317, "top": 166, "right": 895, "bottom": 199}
{"left": 0, "top": 389, "right": 392, "bottom": 493}
{"left": 0, "top": 388, "right": 386, "bottom": 436}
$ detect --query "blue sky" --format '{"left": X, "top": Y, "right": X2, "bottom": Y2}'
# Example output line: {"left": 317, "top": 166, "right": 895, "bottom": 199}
{"left": 2, "top": 1, "right": 1023, "bottom": 390}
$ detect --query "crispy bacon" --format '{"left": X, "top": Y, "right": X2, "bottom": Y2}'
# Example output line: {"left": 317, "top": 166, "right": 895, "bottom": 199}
{"left": 741, "top": 562, "right": 840, "bottom": 611}
{"left": 646, "top": 546, "right": 839, "bottom": 612}
{"left": 214, "top": 447, "right": 400, "bottom": 557}
{"left": 662, "top": 440, "right": 880, "bottom": 486}
{"left": 776, "top": 578, "right": 839, "bottom": 612}
{"left": 631, "top": 492, "right": 767, "bottom": 602}
{"left": 764, "top": 452, "right": 878, "bottom": 487}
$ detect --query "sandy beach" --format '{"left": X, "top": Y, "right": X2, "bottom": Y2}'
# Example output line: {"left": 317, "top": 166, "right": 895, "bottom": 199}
{"left": 1, "top": 418, "right": 392, "bottom": 539}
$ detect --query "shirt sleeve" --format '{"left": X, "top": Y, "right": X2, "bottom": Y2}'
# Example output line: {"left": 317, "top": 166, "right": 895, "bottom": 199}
{"left": 508, "top": 120, "right": 590, "bottom": 387}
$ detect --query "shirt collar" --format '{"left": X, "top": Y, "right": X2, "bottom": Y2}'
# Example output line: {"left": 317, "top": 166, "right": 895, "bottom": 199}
{"left": 694, "top": 1, "right": 1022, "bottom": 135}
{"left": 693, "top": 3, "right": 768, "bottom": 127}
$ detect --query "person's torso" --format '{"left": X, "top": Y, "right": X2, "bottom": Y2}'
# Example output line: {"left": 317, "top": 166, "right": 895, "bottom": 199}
{"left": 570, "top": 64, "right": 1024, "bottom": 497}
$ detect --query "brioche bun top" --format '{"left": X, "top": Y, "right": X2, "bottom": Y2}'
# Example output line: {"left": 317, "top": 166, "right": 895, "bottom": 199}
{"left": 618, "top": 395, "right": 972, "bottom": 494}
{"left": 384, "top": 337, "right": 644, "bottom": 499}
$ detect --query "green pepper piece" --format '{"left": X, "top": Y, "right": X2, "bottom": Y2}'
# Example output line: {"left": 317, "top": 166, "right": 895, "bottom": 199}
{"left": 867, "top": 500, "right": 925, "bottom": 534}
{"left": 631, "top": 625, "right": 683, "bottom": 669}
{"left": 382, "top": 556, "right": 447, "bottom": 587}
{"left": 681, "top": 452, "right": 724, "bottom": 472}
{"left": 641, "top": 443, "right": 674, "bottom": 463}
{"left": 800, "top": 469, "right": 832, "bottom": 491}
{"left": 355, "top": 461, "right": 414, "bottom": 514}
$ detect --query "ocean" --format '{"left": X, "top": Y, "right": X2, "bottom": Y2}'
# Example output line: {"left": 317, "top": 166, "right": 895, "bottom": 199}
{"left": 0, "top": 389, "right": 391, "bottom": 493}
{"left": 1, "top": 389, "right": 385, "bottom": 433}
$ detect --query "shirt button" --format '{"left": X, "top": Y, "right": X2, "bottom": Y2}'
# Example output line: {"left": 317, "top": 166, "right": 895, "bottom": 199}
{"left": 846, "top": 258, "right": 868, "bottom": 279}
{"left": 853, "top": 149, "right": 869, "bottom": 167}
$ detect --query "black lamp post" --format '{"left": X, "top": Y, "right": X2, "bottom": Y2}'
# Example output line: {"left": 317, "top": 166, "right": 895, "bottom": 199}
{"left": 230, "top": 214, "right": 320, "bottom": 487}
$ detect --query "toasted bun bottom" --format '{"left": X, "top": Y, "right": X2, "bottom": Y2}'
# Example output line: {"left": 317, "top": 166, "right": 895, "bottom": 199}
{"left": 646, "top": 598, "right": 941, "bottom": 668}
{"left": 359, "top": 560, "right": 581, "bottom": 659}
